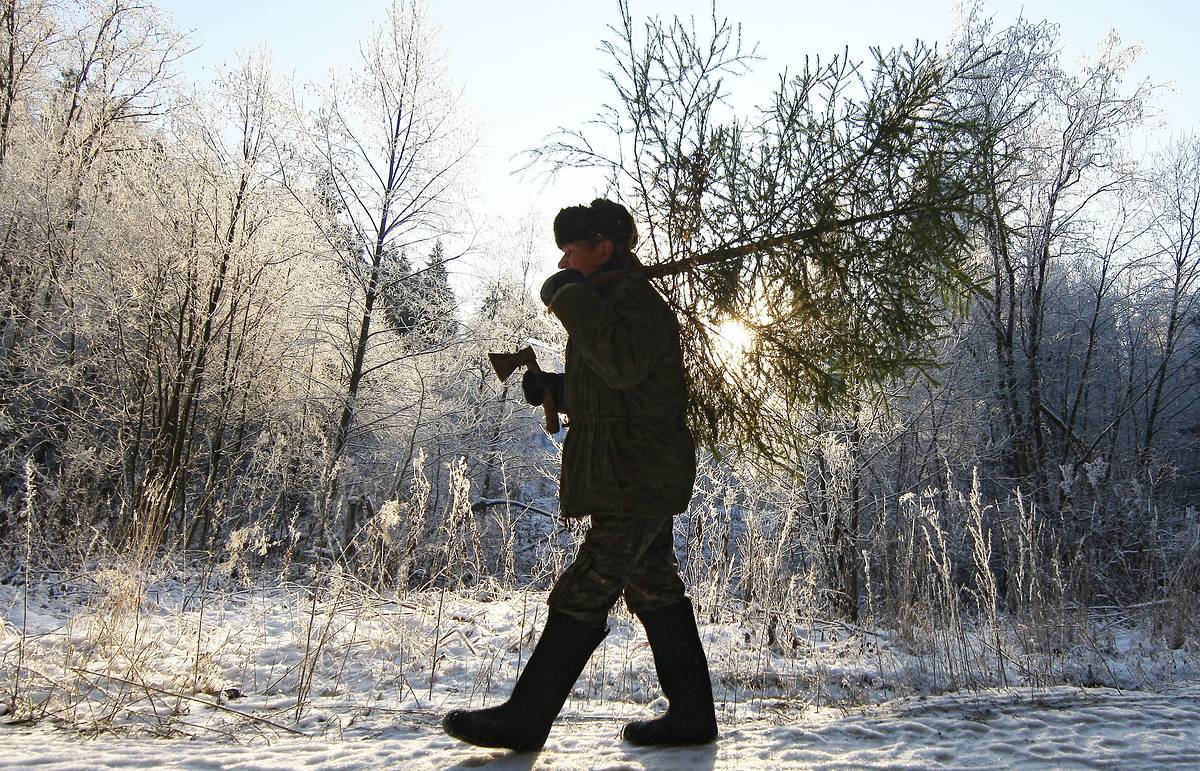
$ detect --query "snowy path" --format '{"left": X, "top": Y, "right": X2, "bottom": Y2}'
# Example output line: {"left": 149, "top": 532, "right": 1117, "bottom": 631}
{"left": 2, "top": 685, "right": 1197, "bottom": 769}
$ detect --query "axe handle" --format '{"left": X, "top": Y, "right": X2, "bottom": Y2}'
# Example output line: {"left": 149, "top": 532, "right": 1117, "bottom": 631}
{"left": 527, "top": 359, "right": 561, "bottom": 434}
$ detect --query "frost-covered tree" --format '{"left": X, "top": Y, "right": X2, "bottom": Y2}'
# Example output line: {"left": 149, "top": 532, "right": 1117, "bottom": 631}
{"left": 958, "top": 12, "right": 1150, "bottom": 511}
{"left": 284, "top": 0, "right": 474, "bottom": 543}
{"left": 0, "top": 0, "right": 188, "bottom": 548}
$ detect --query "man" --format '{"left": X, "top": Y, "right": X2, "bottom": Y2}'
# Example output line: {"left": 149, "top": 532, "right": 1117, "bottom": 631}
{"left": 442, "top": 199, "right": 718, "bottom": 751}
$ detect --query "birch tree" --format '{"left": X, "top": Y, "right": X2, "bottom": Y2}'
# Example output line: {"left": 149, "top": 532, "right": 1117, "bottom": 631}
{"left": 961, "top": 14, "right": 1149, "bottom": 511}
{"left": 1140, "top": 136, "right": 1200, "bottom": 465}
{"left": 289, "top": 0, "right": 474, "bottom": 546}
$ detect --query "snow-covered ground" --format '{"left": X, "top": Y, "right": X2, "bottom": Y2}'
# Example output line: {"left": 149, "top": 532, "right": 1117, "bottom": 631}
{"left": 1, "top": 572, "right": 1198, "bottom": 768}
{"left": 2, "top": 685, "right": 1198, "bottom": 768}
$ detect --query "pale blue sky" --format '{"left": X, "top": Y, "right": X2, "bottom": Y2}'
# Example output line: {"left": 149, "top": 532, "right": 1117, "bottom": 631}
{"left": 157, "top": 0, "right": 1198, "bottom": 279}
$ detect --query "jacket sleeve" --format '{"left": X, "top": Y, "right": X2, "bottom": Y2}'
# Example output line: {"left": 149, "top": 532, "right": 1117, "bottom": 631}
{"left": 548, "top": 279, "right": 668, "bottom": 390}
{"left": 542, "top": 372, "right": 567, "bottom": 414}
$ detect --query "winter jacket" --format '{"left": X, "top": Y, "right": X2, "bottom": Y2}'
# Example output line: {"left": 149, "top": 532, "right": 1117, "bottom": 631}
{"left": 544, "top": 264, "right": 696, "bottom": 518}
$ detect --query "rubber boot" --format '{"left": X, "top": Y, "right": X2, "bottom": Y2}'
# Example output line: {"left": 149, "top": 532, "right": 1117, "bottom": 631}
{"left": 623, "top": 598, "right": 718, "bottom": 746}
{"left": 442, "top": 610, "right": 607, "bottom": 752}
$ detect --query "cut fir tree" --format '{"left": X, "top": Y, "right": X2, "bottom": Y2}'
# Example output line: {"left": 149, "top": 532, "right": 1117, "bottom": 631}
{"left": 529, "top": 0, "right": 1002, "bottom": 463}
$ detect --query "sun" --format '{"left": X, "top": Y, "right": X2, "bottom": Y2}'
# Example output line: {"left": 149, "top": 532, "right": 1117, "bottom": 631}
{"left": 714, "top": 318, "right": 754, "bottom": 362}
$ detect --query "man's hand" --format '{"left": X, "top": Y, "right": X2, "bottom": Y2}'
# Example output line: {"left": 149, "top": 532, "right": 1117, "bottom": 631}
{"left": 540, "top": 269, "right": 586, "bottom": 307}
{"left": 521, "top": 370, "right": 548, "bottom": 406}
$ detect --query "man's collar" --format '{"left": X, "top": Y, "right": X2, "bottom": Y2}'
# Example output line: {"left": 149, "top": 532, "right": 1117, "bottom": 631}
{"left": 587, "top": 253, "right": 644, "bottom": 290}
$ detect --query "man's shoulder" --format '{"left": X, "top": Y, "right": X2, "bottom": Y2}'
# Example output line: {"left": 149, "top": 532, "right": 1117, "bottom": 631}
{"left": 590, "top": 268, "right": 663, "bottom": 304}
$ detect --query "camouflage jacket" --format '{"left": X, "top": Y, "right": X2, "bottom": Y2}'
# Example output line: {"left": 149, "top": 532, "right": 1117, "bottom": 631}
{"left": 544, "top": 265, "right": 696, "bottom": 518}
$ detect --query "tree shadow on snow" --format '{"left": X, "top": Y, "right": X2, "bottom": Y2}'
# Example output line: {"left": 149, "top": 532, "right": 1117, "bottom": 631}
{"left": 440, "top": 752, "right": 538, "bottom": 771}
{"left": 623, "top": 744, "right": 719, "bottom": 770}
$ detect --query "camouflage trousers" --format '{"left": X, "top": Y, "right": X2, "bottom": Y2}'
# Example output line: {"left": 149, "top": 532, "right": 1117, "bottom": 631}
{"left": 547, "top": 514, "right": 687, "bottom": 627}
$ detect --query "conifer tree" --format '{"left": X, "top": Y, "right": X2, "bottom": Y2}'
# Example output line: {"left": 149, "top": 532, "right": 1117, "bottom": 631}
{"left": 413, "top": 240, "right": 457, "bottom": 345}
{"left": 531, "top": 1, "right": 999, "bottom": 463}
{"left": 377, "top": 240, "right": 457, "bottom": 345}
{"left": 378, "top": 247, "right": 419, "bottom": 334}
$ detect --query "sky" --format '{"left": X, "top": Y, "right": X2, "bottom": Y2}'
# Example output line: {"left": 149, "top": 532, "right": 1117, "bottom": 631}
{"left": 155, "top": 0, "right": 1199, "bottom": 283}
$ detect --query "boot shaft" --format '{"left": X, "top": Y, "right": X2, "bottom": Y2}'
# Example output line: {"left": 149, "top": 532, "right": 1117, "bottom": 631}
{"left": 442, "top": 610, "right": 606, "bottom": 752}
{"left": 627, "top": 598, "right": 718, "bottom": 745}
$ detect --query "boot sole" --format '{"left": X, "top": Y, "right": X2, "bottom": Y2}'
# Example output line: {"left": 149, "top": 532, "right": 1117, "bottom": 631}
{"left": 622, "top": 721, "right": 718, "bottom": 747}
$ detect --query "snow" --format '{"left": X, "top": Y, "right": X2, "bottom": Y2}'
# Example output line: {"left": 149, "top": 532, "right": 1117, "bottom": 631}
{"left": 2, "top": 575, "right": 1198, "bottom": 768}
{"left": 2, "top": 685, "right": 1198, "bottom": 768}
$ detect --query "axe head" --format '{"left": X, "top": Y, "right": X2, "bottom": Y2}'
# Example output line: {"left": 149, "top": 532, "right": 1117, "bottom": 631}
{"left": 488, "top": 346, "right": 537, "bottom": 382}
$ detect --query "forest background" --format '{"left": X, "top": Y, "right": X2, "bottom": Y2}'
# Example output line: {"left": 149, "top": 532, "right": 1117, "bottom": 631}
{"left": 1, "top": 0, "right": 1199, "bottom": 727}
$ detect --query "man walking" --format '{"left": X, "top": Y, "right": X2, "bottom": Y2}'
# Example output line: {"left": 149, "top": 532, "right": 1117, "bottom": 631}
{"left": 442, "top": 199, "right": 718, "bottom": 751}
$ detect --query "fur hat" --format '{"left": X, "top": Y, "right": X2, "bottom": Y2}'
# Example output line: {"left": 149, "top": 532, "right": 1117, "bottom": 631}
{"left": 553, "top": 198, "right": 638, "bottom": 253}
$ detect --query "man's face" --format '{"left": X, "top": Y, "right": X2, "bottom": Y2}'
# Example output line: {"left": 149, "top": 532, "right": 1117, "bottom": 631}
{"left": 558, "top": 238, "right": 612, "bottom": 277}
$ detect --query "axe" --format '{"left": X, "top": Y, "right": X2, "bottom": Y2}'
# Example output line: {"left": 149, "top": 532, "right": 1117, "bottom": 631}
{"left": 488, "top": 345, "right": 560, "bottom": 434}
